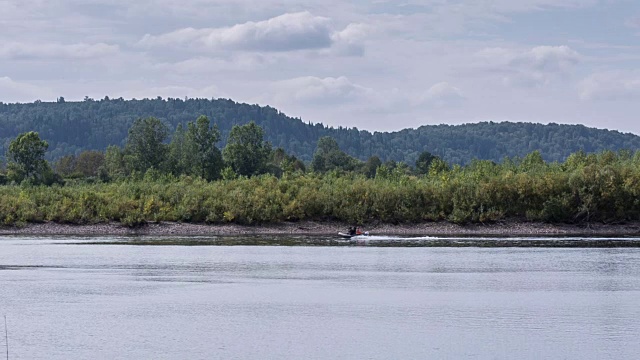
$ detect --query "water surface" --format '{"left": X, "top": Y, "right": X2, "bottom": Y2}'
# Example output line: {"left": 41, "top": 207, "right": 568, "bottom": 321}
{"left": 1, "top": 235, "right": 640, "bottom": 359}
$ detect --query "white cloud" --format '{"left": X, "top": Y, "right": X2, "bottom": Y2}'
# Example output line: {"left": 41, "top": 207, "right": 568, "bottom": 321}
{"left": 579, "top": 71, "right": 640, "bottom": 101}
{"left": 330, "top": 23, "right": 370, "bottom": 56}
{"left": 0, "top": 42, "right": 119, "bottom": 60}
{"left": 0, "top": 77, "right": 54, "bottom": 103}
{"left": 271, "top": 76, "right": 372, "bottom": 104}
{"left": 138, "top": 28, "right": 207, "bottom": 48}
{"left": 476, "top": 45, "right": 581, "bottom": 87}
{"left": 415, "top": 82, "right": 465, "bottom": 107}
{"left": 152, "top": 55, "right": 274, "bottom": 74}
{"left": 517, "top": 46, "right": 580, "bottom": 72}
{"left": 139, "top": 12, "right": 337, "bottom": 53}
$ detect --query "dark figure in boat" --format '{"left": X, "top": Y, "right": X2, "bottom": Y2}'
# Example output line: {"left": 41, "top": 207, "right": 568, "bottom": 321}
{"left": 348, "top": 227, "right": 363, "bottom": 236}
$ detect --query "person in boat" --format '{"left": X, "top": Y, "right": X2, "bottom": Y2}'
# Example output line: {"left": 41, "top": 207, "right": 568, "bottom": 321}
{"left": 348, "top": 226, "right": 357, "bottom": 236}
{"left": 355, "top": 227, "right": 363, "bottom": 235}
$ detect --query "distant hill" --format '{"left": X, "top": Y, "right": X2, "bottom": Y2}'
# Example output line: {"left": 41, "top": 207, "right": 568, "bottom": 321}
{"left": 1, "top": 97, "right": 640, "bottom": 165}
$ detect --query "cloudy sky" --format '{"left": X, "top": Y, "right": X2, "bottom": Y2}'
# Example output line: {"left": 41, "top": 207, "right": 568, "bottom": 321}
{"left": 1, "top": 0, "right": 639, "bottom": 134}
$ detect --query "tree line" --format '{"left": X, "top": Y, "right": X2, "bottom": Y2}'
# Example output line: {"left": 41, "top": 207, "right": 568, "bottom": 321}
{"left": 1, "top": 116, "right": 287, "bottom": 184}
{"left": 2, "top": 97, "right": 640, "bottom": 165}
{"left": 0, "top": 115, "right": 447, "bottom": 185}
{"left": 2, "top": 116, "right": 640, "bottom": 227}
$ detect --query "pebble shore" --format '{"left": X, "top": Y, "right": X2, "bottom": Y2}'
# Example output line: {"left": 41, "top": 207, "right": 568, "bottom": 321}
{"left": 1, "top": 220, "right": 640, "bottom": 236}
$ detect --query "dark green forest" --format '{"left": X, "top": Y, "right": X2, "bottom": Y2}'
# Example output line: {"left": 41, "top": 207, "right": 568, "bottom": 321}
{"left": 2, "top": 97, "right": 639, "bottom": 165}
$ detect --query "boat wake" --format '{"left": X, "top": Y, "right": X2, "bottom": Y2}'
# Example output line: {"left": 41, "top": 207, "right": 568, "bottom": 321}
{"left": 350, "top": 235, "right": 438, "bottom": 241}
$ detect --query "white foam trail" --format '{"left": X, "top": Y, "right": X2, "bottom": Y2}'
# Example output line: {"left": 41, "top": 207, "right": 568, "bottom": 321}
{"left": 352, "top": 235, "right": 438, "bottom": 241}
{"left": 351, "top": 235, "right": 640, "bottom": 241}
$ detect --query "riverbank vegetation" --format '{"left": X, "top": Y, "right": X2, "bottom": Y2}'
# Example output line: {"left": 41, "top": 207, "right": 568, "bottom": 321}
{"left": 1, "top": 115, "right": 640, "bottom": 227}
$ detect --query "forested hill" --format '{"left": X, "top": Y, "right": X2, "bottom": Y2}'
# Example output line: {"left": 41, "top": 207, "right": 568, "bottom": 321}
{"left": 1, "top": 97, "right": 639, "bottom": 165}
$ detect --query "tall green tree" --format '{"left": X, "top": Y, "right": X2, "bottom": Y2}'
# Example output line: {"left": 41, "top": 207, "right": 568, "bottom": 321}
{"left": 125, "top": 117, "right": 169, "bottom": 173}
{"left": 54, "top": 154, "right": 76, "bottom": 177}
{"left": 55, "top": 150, "right": 105, "bottom": 178}
{"left": 186, "top": 115, "right": 223, "bottom": 180}
{"left": 429, "top": 158, "right": 450, "bottom": 176}
{"left": 415, "top": 151, "right": 436, "bottom": 175}
{"left": 269, "top": 147, "right": 306, "bottom": 176}
{"left": 104, "top": 145, "right": 131, "bottom": 179}
{"left": 223, "top": 121, "right": 272, "bottom": 177}
{"left": 362, "top": 156, "right": 382, "bottom": 178}
{"left": 7, "top": 131, "right": 50, "bottom": 183}
{"left": 519, "top": 150, "right": 546, "bottom": 172}
{"left": 311, "top": 136, "right": 360, "bottom": 173}
{"left": 75, "top": 150, "right": 105, "bottom": 177}
{"left": 167, "top": 123, "right": 189, "bottom": 176}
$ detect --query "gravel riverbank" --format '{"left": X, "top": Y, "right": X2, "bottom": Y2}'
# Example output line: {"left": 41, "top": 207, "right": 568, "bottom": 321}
{"left": 1, "top": 220, "right": 640, "bottom": 236}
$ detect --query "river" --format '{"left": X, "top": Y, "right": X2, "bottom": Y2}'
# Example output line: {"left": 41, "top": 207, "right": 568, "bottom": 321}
{"left": 1, "top": 235, "right": 640, "bottom": 359}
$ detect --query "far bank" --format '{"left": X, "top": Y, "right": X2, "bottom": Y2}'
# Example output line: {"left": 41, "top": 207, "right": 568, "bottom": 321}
{"left": 1, "top": 220, "right": 640, "bottom": 236}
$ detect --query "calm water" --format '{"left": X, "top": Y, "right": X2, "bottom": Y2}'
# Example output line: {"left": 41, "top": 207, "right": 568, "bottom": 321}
{"left": 1, "top": 235, "right": 640, "bottom": 359}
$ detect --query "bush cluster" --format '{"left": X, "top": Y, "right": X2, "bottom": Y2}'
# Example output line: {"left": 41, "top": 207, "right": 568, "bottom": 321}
{"left": 1, "top": 150, "right": 640, "bottom": 226}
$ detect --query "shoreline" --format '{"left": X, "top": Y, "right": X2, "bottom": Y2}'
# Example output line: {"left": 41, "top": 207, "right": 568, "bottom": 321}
{"left": 1, "top": 220, "right": 640, "bottom": 236}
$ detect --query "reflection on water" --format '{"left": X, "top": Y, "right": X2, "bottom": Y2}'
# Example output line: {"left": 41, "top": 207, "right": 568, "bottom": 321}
{"left": 1, "top": 235, "right": 640, "bottom": 359}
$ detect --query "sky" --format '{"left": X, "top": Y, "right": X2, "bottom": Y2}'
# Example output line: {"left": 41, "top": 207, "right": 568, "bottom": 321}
{"left": 1, "top": 0, "right": 639, "bottom": 134}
